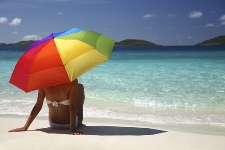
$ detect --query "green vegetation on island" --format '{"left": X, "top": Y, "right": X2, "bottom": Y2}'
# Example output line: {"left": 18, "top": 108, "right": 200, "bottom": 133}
{"left": 196, "top": 36, "right": 225, "bottom": 46}
{"left": 0, "top": 40, "right": 35, "bottom": 46}
{"left": 115, "top": 39, "right": 159, "bottom": 46}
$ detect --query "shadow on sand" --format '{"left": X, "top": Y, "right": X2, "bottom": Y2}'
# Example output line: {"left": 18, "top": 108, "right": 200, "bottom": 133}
{"left": 36, "top": 126, "right": 167, "bottom": 136}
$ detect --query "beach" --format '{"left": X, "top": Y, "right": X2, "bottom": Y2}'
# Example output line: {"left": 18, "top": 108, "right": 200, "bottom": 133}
{"left": 1, "top": 114, "right": 225, "bottom": 150}
{"left": 1, "top": 46, "right": 225, "bottom": 149}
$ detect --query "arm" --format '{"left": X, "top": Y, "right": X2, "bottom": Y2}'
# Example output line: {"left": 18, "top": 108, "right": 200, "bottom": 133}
{"left": 9, "top": 89, "right": 45, "bottom": 132}
{"left": 77, "top": 84, "right": 85, "bottom": 127}
{"left": 69, "top": 79, "right": 83, "bottom": 135}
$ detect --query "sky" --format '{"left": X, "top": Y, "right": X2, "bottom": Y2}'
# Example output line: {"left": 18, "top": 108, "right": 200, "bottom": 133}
{"left": 0, "top": 0, "right": 225, "bottom": 46}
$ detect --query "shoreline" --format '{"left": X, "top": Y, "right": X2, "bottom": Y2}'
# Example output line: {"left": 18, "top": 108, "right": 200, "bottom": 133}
{"left": 1, "top": 114, "right": 225, "bottom": 136}
{"left": 1, "top": 114, "right": 225, "bottom": 150}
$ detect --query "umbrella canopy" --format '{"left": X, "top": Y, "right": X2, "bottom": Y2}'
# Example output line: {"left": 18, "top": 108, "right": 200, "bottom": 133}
{"left": 10, "top": 28, "right": 115, "bottom": 92}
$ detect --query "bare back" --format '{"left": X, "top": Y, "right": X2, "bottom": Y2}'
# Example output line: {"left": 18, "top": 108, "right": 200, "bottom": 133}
{"left": 43, "top": 82, "right": 72, "bottom": 102}
{"left": 43, "top": 82, "right": 74, "bottom": 124}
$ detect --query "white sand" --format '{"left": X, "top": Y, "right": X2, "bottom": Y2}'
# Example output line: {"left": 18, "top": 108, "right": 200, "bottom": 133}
{"left": 0, "top": 115, "right": 225, "bottom": 150}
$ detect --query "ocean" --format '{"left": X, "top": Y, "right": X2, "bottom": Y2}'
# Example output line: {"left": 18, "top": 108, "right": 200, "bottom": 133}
{"left": 0, "top": 46, "right": 225, "bottom": 128}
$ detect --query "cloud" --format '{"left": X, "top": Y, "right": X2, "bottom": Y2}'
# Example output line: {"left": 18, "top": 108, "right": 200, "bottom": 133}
{"left": 174, "top": 36, "right": 181, "bottom": 39}
{"left": 187, "top": 36, "right": 192, "bottom": 39}
{"left": 12, "top": 31, "right": 18, "bottom": 34}
{"left": 56, "top": 12, "right": 63, "bottom": 14}
{"left": 0, "top": 17, "right": 8, "bottom": 23}
{"left": 54, "top": 0, "right": 71, "bottom": 1}
{"left": 52, "top": 0, "right": 112, "bottom": 4}
{"left": 22, "top": 35, "right": 41, "bottom": 41}
{"left": 219, "top": 14, "right": 225, "bottom": 21}
{"left": 0, "top": 2, "right": 42, "bottom": 9}
{"left": 9, "top": 18, "right": 22, "bottom": 26}
{"left": 188, "top": 11, "right": 203, "bottom": 18}
{"left": 205, "top": 23, "right": 214, "bottom": 27}
{"left": 167, "top": 14, "right": 175, "bottom": 17}
{"left": 142, "top": 14, "right": 156, "bottom": 18}
{"left": 219, "top": 14, "right": 225, "bottom": 25}
{"left": 116, "top": 21, "right": 131, "bottom": 24}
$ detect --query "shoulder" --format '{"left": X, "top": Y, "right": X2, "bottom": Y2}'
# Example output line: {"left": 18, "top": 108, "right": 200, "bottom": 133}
{"left": 72, "top": 79, "right": 78, "bottom": 84}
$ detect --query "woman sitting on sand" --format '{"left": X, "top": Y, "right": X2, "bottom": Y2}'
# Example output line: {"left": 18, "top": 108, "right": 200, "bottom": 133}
{"left": 9, "top": 79, "right": 85, "bottom": 135}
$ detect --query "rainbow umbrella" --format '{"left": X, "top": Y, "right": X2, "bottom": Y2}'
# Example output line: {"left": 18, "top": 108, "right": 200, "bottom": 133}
{"left": 9, "top": 28, "right": 115, "bottom": 92}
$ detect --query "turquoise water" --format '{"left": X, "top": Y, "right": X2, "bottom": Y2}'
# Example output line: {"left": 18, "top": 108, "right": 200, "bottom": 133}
{"left": 0, "top": 46, "right": 225, "bottom": 127}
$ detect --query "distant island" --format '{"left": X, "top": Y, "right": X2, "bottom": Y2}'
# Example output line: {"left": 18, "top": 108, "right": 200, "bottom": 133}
{"left": 1, "top": 36, "right": 225, "bottom": 46}
{"left": 196, "top": 35, "right": 225, "bottom": 46}
{"left": 0, "top": 40, "right": 35, "bottom": 46}
{"left": 0, "top": 39, "right": 159, "bottom": 47}
{"left": 115, "top": 39, "right": 160, "bottom": 46}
